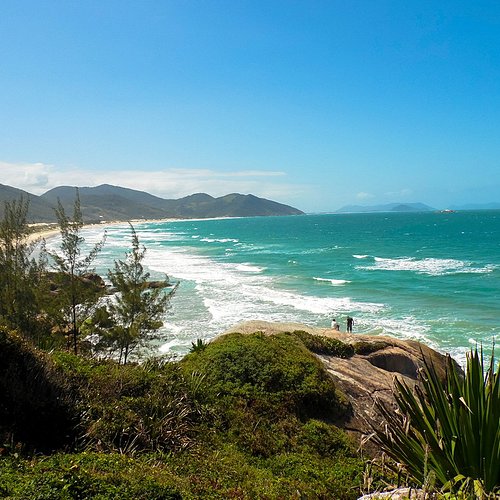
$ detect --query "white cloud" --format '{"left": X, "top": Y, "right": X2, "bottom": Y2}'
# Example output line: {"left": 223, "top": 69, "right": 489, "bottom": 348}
{"left": 0, "top": 161, "right": 308, "bottom": 206}
{"left": 355, "top": 191, "right": 374, "bottom": 201}
{"left": 0, "top": 161, "right": 52, "bottom": 192}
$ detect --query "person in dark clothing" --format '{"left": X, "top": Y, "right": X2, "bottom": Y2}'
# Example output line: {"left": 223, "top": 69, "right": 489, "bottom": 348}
{"left": 346, "top": 316, "right": 354, "bottom": 333}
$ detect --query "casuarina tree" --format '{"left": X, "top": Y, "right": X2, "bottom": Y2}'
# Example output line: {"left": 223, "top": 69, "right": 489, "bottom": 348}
{"left": 48, "top": 190, "right": 106, "bottom": 354}
{"left": 0, "top": 197, "right": 47, "bottom": 341}
{"left": 106, "top": 223, "right": 177, "bottom": 364}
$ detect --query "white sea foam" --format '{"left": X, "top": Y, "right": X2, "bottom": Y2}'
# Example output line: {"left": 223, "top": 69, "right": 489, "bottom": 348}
{"left": 352, "top": 254, "right": 369, "bottom": 259}
{"left": 234, "top": 263, "right": 266, "bottom": 273}
{"left": 141, "top": 243, "right": 384, "bottom": 354}
{"left": 200, "top": 237, "right": 239, "bottom": 243}
{"left": 313, "top": 277, "right": 351, "bottom": 286}
{"left": 158, "top": 338, "right": 181, "bottom": 353}
{"left": 358, "top": 256, "right": 497, "bottom": 276}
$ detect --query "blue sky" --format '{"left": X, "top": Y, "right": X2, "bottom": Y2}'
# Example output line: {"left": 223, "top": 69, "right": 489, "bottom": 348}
{"left": 1, "top": 1, "right": 500, "bottom": 212}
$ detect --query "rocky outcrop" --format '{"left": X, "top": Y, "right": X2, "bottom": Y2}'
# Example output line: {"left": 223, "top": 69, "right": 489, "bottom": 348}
{"left": 358, "top": 488, "right": 428, "bottom": 499}
{"left": 223, "top": 320, "right": 456, "bottom": 453}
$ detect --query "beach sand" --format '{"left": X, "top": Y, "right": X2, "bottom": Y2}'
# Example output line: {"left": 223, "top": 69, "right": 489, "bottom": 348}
{"left": 27, "top": 218, "right": 178, "bottom": 244}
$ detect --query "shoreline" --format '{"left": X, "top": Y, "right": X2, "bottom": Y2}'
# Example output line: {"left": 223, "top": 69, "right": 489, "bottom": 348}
{"left": 27, "top": 217, "right": 180, "bottom": 244}
{"left": 26, "top": 214, "right": 274, "bottom": 244}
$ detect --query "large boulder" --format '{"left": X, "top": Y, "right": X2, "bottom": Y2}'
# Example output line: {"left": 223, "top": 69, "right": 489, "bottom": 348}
{"left": 222, "top": 320, "right": 456, "bottom": 453}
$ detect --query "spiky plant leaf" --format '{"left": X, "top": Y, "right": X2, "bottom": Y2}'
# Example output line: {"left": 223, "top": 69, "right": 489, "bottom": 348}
{"left": 374, "top": 347, "right": 500, "bottom": 496}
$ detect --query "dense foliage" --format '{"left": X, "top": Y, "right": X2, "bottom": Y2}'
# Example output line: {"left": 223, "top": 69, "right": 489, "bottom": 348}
{"left": 292, "top": 329, "right": 355, "bottom": 358}
{"left": 0, "top": 326, "right": 77, "bottom": 452}
{"left": 375, "top": 347, "right": 500, "bottom": 497}
{"left": 0, "top": 198, "right": 47, "bottom": 340}
{"left": 0, "top": 328, "right": 371, "bottom": 498}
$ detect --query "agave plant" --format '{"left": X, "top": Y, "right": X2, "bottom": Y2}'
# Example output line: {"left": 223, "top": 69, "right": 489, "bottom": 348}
{"left": 374, "top": 347, "right": 500, "bottom": 497}
{"left": 190, "top": 338, "right": 208, "bottom": 353}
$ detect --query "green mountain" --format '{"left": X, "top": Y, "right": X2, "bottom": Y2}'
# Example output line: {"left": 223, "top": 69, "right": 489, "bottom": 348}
{"left": 0, "top": 183, "right": 303, "bottom": 222}
{"left": 0, "top": 184, "right": 55, "bottom": 222}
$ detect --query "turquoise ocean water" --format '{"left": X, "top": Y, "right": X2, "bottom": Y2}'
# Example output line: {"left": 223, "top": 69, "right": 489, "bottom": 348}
{"left": 53, "top": 211, "right": 500, "bottom": 365}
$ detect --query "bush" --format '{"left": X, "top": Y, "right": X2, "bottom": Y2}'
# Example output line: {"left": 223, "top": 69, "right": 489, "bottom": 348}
{"left": 180, "top": 332, "right": 353, "bottom": 461}
{"left": 0, "top": 453, "right": 182, "bottom": 499}
{"left": 0, "top": 331, "right": 371, "bottom": 498}
{"left": 353, "top": 340, "right": 389, "bottom": 355}
{"left": 52, "top": 353, "right": 202, "bottom": 454}
{"left": 298, "top": 419, "right": 353, "bottom": 457}
{"left": 291, "top": 330, "right": 355, "bottom": 358}
{"left": 181, "top": 332, "right": 350, "bottom": 420}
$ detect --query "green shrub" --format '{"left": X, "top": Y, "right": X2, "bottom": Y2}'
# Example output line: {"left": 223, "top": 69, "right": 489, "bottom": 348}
{"left": 0, "top": 453, "right": 182, "bottom": 499}
{"left": 291, "top": 330, "right": 355, "bottom": 358}
{"left": 180, "top": 332, "right": 353, "bottom": 461}
{"left": 262, "top": 452, "right": 364, "bottom": 499}
{"left": 0, "top": 447, "right": 366, "bottom": 499}
{"left": 374, "top": 347, "right": 500, "bottom": 497}
{"left": 0, "top": 330, "right": 371, "bottom": 498}
{"left": 298, "top": 419, "right": 353, "bottom": 456}
{"left": 189, "top": 338, "right": 207, "bottom": 353}
{"left": 52, "top": 353, "right": 201, "bottom": 454}
{"left": 353, "top": 340, "right": 389, "bottom": 355}
{"left": 181, "top": 332, "right": 350, "bottom": 420}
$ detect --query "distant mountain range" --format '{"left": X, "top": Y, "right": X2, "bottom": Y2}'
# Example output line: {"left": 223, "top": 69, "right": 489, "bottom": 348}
{"left": 0, "top": 183, "right": 304, "bottom": 223}
{"left": 336, "top": 201, "right": 500, "bottom": 214}
{"left": 336, "top": 202, "right": 435, "bottom": 213}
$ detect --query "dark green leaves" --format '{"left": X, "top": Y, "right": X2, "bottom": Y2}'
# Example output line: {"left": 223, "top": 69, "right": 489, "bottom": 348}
{"left": 374, "top": 347, "right": 500, "bottom": 496}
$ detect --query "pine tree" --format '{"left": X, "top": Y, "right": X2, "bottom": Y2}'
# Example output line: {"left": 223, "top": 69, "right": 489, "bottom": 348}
{"left": 48, "top": 190, "right": 106, "bottom": 354}
{"left": 107, "top": 224, "right": 176, "bottom": 364}
{"left": 0, "top": 197, "right": 47, "bottom": 341}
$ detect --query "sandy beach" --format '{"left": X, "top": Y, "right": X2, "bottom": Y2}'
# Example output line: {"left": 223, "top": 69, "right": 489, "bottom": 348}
{"left": 27, "top": 218, "right": 179, "bottom": 244}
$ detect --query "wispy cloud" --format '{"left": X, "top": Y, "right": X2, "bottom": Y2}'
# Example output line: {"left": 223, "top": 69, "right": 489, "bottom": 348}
{"left": 0, "top": 161, "right": 308, "bottom": 205}
{"left": 355, "top": 191, "right": 374, "bottom": 201}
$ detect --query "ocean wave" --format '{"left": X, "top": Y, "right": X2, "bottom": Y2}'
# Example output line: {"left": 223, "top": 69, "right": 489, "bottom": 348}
{"left": 235, "top": 263, "right": 266, "bottom": 273}
{"left": 78, "top": 220, "right": 499, "bottom": 362}
{"left": 313, "top": 277, "right": 351, "bottom": 286}
{"left": 200, "top": 237, "right": 239, "bottom": 243}
{"left": 299, "top": 246, "right": 343, "bottom": 255}
{"left": 358, "top": 256, "right": 497, "bottom": 276}
{"left": 144, "top": 246, "right": 382, "bottom": 325}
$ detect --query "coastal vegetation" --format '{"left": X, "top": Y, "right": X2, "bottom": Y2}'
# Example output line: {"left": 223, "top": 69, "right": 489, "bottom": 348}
{"left": 1, "top": 195, "right": 499, "bottom": 498}
{"left": 89, "top": 223, "right": 176, "bottom": 364}
{"left": 47, "top": 194, "right": 106, "bottom": 354}
{"left": 0, "top": 198, "right": 46, "bottom": 340}
{"left": 374, "top": 347, "right": 500, "bottom": 497}
{"left": 0, "top": 327, "right": 370, "bottom": 498}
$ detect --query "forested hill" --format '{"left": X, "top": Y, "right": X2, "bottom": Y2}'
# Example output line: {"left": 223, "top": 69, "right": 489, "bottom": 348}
{"left": 0, "top": 183, "right": 304, "bottom": 222}
{"left": 0, "top": 184, "right": 56, "bottom": 222}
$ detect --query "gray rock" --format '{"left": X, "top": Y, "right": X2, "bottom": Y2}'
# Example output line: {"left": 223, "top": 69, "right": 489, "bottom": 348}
{"left": 358, "top": 488, "right": 431, "bottom": 499}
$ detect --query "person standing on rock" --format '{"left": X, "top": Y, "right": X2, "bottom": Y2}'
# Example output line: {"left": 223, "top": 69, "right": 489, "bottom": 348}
{"left": 331, "top": 318, "right": 340, "bottom": 331}
{"left": 346, "top": 316, "right": 354, "bottom": 333}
